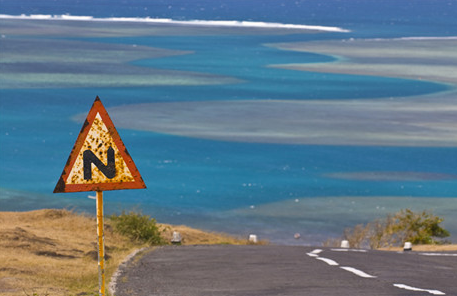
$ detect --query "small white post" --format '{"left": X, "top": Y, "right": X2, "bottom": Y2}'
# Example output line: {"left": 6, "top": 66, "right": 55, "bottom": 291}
{"left": 171, "top": 231, "right": 182, "bottom": 244}
{"left": 341, "top": 240, "right": 350, "bottom": 248}
{"left": 403, "top": 242, "right": 412, "bottom": 251}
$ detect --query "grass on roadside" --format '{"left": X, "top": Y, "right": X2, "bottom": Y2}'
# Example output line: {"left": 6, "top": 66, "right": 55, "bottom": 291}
{"left": 324, "top": 209, "right": 453, "bottom": 250}
{"left": 0, "top": 209, "right": 251, "bottom": 296}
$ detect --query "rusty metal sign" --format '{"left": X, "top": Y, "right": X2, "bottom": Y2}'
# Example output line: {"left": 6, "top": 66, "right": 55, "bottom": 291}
{"left": 54, "top": 96, "right": 146, "bottom": 193}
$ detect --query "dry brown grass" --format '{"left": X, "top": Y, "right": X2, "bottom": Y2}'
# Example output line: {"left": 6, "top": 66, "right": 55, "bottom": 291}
{"left": 0, "top": 209, "right": 252, "bottom": 295}
{"left": 159, "top": 223, "right": 265, "bottom": 245}
{"left": 0, "top": 209, "right": 143, "bottom": 295}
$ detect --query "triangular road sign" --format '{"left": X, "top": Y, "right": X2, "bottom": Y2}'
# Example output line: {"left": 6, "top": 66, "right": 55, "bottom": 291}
{"left": 54, "top": 97, "right": 146, "bottom": 193}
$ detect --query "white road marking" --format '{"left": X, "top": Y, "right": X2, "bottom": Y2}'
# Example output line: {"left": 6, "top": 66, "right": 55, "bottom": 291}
{"left": 393, "top": 284, "right": 446, "bottom": 295}
{"left": 309, "top": 248, "right": 376, "bottom": 280}
{"left": 307, "top": 249, "right": 323, "bottom": 257}
{"left": 331, "top": 248, "right": 367, "bottom": 252}
{"left": 308, "top": 247, "right": 449, "bottom": 295}
{"left": 340, "top": 266, "right": 377, "bottom": 278}
{"left": 419, "top": 253, "right": 457, "bottom": 257}
{"left": 316, "top": 257, "right": 339, "bottom": 266}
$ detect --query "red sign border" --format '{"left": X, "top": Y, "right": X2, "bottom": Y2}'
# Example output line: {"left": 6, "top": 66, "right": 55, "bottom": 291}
{"left": 54, "top": 96, "right": 146, "bottom": 193}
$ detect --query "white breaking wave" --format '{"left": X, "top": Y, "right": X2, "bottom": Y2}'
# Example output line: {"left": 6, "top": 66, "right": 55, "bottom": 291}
{"left": 396, "top": 36, "right": 457, "bottom": 40}
{"left": 344, "top": 36, "right": 457, "bottom": 42}
{"left": 0, "top": 14, "right": 350, "bottom": 33}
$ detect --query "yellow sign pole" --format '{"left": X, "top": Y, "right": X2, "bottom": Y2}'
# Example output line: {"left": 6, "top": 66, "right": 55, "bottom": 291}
{"left": 54, "top": 98, "right": 146, "bottom": 293}
{"left": 96, "top": 190, "right": 106, "bottom": 296}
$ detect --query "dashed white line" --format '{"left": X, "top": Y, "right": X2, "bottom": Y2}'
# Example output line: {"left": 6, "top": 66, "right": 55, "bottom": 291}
{"left": 340, "top": 266, "right": 377, "bottom": 278}
{"left": 393, "top": 284, "right": 446, "bottom": 295}
{"left": 309, "top": 248, "right": 447, "bottom": 295}
{"left": 316, "top": 257, "right": 339, "bottom": 266}
{"left": 419, "top": 253, "right": 457, "bottom": 257}
{"left": 331, "top": 248, "right": 367, "bottom": 252}
{"left": 307, "top": 249, "right": 323, "bottom": 257}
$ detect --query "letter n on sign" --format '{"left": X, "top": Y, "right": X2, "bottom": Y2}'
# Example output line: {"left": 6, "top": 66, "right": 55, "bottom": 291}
{"left": 54, "top": 96, "right": 146, "bottom": 193}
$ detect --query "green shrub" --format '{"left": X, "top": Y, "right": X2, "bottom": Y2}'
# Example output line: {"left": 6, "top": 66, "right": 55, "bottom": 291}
{"left": 392, "top": 209, "right": 450, "bottom": 245}
{"left": 343, "top": 209, "right": 450, "bottom": 249}
{"left": 109, "top": 211, "right": 166, "bottom": 245}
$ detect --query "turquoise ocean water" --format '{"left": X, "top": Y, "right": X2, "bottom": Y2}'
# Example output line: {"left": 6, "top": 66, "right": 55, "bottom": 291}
{"left": 1, "top": 0, "right": 457, "bottom": 244}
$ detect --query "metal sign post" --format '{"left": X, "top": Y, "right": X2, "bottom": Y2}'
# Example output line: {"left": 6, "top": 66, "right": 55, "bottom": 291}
{"left": 54, "top": 97, "right": 146, "bottom": 295}
{"left": 96, "top": 191, "right": 106, "bottom": 295}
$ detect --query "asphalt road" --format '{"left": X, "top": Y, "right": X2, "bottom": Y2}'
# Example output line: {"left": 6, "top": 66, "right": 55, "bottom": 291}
{"left": 113, "top": 245, "right": 457, "bottom": 296}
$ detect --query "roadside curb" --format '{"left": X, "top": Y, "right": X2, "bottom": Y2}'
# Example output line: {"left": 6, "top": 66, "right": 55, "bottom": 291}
{"left": 108, "top": 247, "right": 150, "bottom": 295}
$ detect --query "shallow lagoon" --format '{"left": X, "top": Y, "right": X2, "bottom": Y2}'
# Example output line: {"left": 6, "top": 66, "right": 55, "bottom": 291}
{"left": 1, "top": 18, "right": 457, "bottom": 245}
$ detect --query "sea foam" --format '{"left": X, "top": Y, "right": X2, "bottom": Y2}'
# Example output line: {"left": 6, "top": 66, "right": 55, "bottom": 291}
{"left": 344, "top": 36, "right": 457, "bottom": 42}
{"left": 0, "top": 14, "right": 350, "bottom": 33}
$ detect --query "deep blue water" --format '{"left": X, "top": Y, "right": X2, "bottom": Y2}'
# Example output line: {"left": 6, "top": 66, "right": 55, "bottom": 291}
{"left": 1, "top": 0, "right": 457, "bottom": 243}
